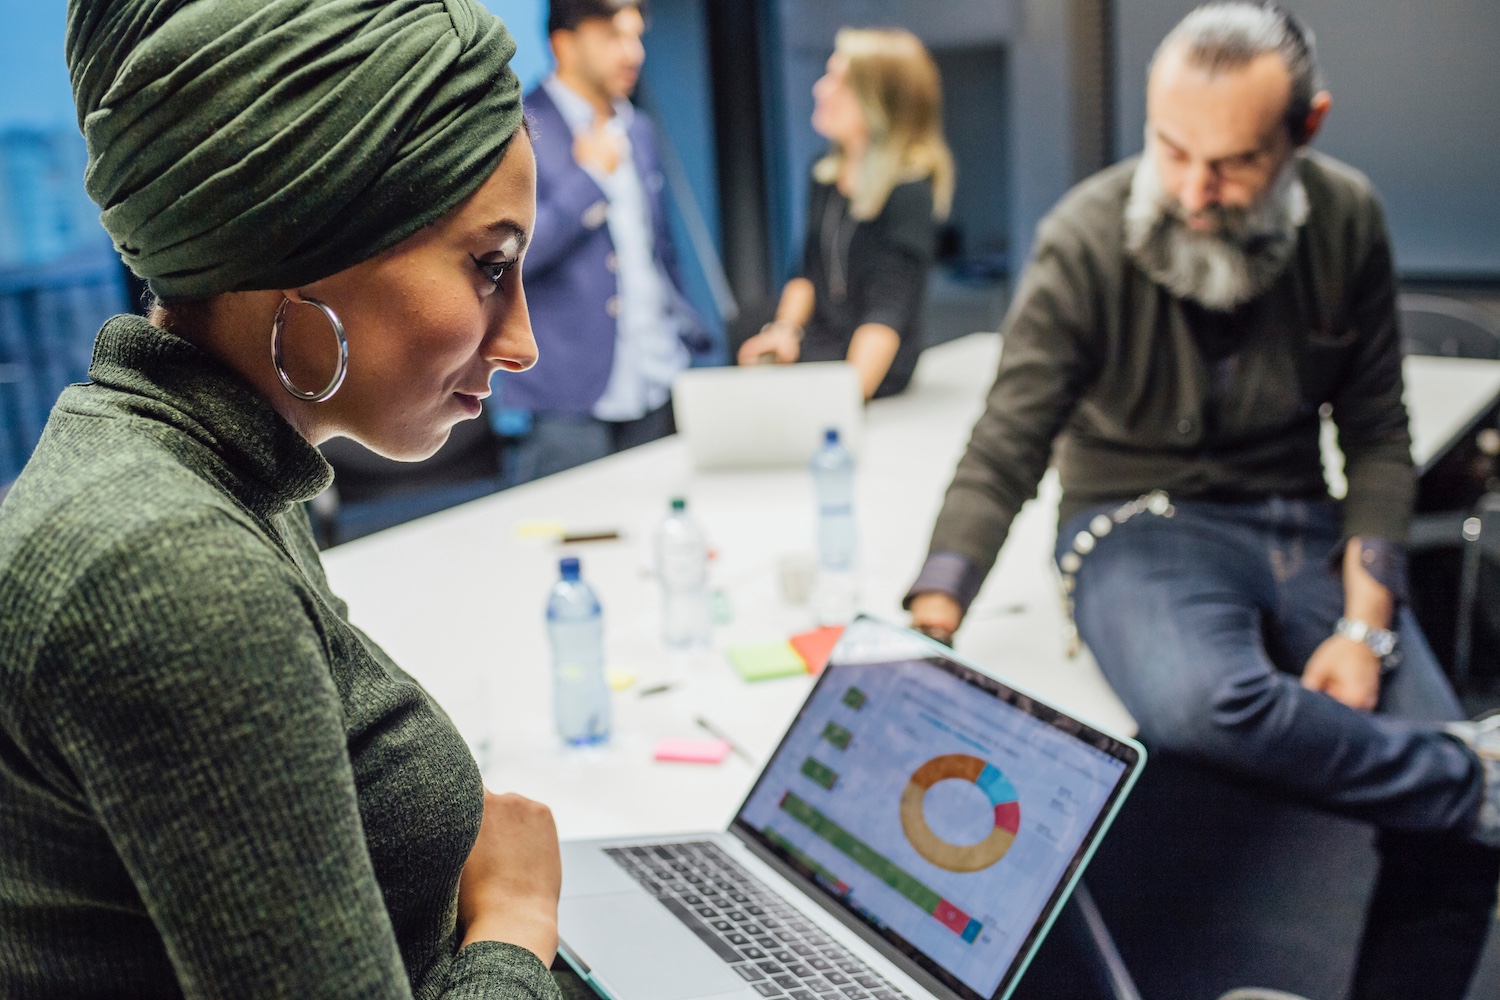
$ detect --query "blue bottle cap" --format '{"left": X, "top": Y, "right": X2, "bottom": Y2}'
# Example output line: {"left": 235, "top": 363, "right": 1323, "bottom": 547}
{"left": 559, "top": 557, "right": 581, "bottom": 581}
{"left": 824, "top": 428, "right": 839, "bottom": 444}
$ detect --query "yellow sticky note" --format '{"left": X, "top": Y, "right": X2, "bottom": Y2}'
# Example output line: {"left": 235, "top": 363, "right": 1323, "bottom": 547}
{"left": 727, "top": 641, "right": 807, "bottom": 682}
{"left": 606, "top": 667, "right": 638, "bottom": 692}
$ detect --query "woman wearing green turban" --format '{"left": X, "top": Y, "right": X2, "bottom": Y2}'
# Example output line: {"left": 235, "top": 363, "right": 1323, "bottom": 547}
{"left": 0, "top": 2, "right": 575, "bottom": 998}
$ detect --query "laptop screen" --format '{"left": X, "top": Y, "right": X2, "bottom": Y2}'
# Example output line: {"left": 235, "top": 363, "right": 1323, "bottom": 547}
{"left": 732, "top": 634, "right": 1139, "bottom": 1000}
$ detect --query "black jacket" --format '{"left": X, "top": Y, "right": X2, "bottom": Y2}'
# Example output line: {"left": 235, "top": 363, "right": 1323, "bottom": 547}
{"left": 799, "top": 177, "right": 938, "bottom": 398}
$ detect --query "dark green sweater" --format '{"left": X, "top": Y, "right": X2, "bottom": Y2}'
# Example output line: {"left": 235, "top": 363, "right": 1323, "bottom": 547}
{"left": 926, "top": 152, "right": 1411, "bottom": 581}
{"left": 0, "top": 316, "right": 561, "bottom": 1000}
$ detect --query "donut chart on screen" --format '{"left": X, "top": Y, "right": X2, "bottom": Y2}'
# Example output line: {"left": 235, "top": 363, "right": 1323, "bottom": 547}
{"left": 900, "top": 754, "right": 1021, "bottom": 872}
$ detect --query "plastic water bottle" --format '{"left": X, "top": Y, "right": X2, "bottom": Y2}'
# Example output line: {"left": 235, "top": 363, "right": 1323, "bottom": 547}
{"left": 547, "top": 557, "right": 611, "bottom": 746}
{"left": 656, "top": 497, "right": 711, "bottom": 649}
{"left": 811, "top": 428, "right": 858, "bottom": 625}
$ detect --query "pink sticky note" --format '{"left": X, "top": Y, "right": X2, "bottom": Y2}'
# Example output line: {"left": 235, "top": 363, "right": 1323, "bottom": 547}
{"left": 653, "top": 737, "right": 731, "bottom": 764}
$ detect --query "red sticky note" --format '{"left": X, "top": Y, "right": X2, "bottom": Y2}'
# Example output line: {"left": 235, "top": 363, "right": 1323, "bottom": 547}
{"left": 653, "top": 737, "right": 731, "bottom": 764}
{"left": 789, "top": 626, "right": 845, "bottom": 675}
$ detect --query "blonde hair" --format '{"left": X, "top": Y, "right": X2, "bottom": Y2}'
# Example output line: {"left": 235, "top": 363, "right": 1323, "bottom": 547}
{"left": 813, "top": 28, "right": 954, "bottom": 222}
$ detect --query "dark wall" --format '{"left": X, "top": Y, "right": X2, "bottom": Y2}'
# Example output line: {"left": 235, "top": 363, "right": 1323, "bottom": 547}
{"left": 638, "top": 0, "right": 730, "bottom": 352}
{"left": 932, "top": 47, "right": 1011, "bottom": 261}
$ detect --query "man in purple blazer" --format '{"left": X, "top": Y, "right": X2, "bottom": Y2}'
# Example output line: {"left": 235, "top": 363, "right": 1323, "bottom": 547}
{"left": 499, "top": 0, "right": 708, "bottom": 485}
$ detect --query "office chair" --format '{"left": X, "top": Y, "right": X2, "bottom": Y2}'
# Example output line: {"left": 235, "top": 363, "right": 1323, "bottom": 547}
{"left": 1450, "top": 494, "right": 1500, "bottom": 689}
{"left": 1399, "top": 293, "right": 1500, "bottom": 359}
{"left": 1401, "top": 294, "right": 1500, "bottom": 691}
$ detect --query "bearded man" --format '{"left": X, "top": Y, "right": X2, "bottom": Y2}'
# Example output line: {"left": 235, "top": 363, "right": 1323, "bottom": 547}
{"left": 906, "top": 4, "right": 1500, "bottom": 997}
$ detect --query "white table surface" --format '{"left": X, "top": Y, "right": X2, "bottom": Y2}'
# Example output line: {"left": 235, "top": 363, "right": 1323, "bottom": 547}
{"left": 1404, "top": 355, "right": 1500, "bottom": 471}
{"left": 321, "top": 336, "right": 1500, "bottom": 841}
{"left": 1321, "top": 354, "right": 1500, "bottom": 495}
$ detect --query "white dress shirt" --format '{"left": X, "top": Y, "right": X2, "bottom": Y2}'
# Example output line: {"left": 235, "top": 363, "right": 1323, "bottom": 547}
{"left": 542, "top": 75, "right": 688, "bottom": 423}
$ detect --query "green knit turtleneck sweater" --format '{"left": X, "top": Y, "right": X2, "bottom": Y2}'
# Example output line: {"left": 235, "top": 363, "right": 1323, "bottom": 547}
{"left": 0, "top": 315, "right": 562, "bottom": 1000}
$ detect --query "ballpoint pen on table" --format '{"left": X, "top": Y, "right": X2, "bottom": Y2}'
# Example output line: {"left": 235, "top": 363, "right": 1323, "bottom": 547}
{"left": 694, "top": 715, "right": 755, "bottom": 764}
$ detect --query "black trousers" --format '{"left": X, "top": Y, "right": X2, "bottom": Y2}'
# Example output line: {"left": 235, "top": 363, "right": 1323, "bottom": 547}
{"left": 1351, "top": 829, "right": 1499, "bottom": 1000}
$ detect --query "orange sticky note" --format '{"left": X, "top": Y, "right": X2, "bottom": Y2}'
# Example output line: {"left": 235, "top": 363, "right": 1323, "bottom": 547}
{"left": 790, "top": 626, "right": 845, "bottom": 675}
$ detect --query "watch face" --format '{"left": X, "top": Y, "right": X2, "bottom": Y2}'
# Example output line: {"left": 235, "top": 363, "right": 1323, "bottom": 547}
{"left": 1338, "top": 619, "right": 1398, "bottom": 659}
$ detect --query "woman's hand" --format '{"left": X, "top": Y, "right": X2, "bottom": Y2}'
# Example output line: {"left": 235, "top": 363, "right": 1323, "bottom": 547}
{"left": 737, "top": 322, "right": 803, "bottom": 365}
{"left": 846, "top": 322, "right": 900, "bottom": 399}
{"left": 458, "top": 789, "right": 562, "bottom": 965}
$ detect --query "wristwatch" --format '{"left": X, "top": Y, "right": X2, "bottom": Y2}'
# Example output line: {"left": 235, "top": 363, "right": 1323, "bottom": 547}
{"left": 1335, "top": 617, "right": 1401, "bottom": 671}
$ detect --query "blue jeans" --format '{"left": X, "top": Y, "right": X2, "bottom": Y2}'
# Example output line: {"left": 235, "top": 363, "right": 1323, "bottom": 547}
{"left": 1060, "top": 497, "right": 1498, "bottom": 999}
{"left": 1061, "top": 496, "right": 1481, "bottom": 832}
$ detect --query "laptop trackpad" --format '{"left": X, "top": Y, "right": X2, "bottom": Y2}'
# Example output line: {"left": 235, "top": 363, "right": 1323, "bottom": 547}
{"left": 560, "top": 892, "right": 750, "bottom": 1000}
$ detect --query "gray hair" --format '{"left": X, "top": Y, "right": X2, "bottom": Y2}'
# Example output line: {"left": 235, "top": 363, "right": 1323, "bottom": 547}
{"left": 1153, "top": 2, "right": 1323, "bottom": 142}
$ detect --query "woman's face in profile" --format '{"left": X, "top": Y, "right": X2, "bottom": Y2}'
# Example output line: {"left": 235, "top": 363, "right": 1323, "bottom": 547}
{"left": 288, "top": 130, "right": 539, "bottom": 461}
{"left": 812, "top": 53, "right": 868, "bottom": 148}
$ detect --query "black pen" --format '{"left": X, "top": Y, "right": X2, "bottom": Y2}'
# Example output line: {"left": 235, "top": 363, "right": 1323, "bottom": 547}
{"left": 559, "top": 529, "right": 621, "bottom": 544}
{"left": 695, "top": 715, "right": 754, "bottom": 764}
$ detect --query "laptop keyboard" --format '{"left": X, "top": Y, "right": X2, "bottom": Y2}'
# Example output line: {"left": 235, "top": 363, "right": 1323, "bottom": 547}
{"left": 605, "top": 841, "right": 913, "bottom": 1000}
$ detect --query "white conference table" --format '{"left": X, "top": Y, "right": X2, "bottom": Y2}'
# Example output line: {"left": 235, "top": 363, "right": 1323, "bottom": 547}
{"left": 1407, "top": 356, "right": 1500, "bottom": 474}
{"left": 322, "top": 335, "right": 1500, "bottom": 843}
{"left": 1323, "top": 353, "right": 1500, "bottom": 495}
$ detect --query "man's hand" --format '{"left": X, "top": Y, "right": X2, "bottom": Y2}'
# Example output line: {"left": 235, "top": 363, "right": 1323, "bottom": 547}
{"left": 1303, "top": 538, "right": 1393, "bottom": 712}
{"left": 458, "top": 789, "right": 562, "bottom": 964}
{"left": 1301, "top": 635, "right": 1381, "bottom": 711}
{"left": 909, "top": 592, "right": 963, "bottom": 646}
{"left": 573, "top": 121, "right": 623, "bottom": 175}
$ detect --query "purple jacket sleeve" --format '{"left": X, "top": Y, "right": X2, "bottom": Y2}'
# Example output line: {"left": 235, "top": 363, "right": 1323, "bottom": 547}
{"left": 525, "top": 167, "right": 608, "bottom": 282}
{"left": 903, "top": 551, "right": 987, "bottom": 614}
{"left": 1328, "top": 535, "right": 1410, "bottom": 606}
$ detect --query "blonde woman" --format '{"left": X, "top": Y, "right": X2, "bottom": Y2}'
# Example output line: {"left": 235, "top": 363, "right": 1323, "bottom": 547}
{"left": 736, "top": 28, "right": 954, "bottom": 399}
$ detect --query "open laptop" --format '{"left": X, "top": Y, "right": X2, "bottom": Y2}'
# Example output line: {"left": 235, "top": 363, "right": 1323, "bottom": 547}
{"left": 672, "top": 362, "right": 863, "bottom": 471}
{"left": 558, "top": 617, "right": 1145, "bottom": 1000}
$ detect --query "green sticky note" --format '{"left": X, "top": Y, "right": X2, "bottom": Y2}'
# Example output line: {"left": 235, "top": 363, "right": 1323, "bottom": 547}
{"left": 727, "top": 641, "right": 807, "bottom": 682}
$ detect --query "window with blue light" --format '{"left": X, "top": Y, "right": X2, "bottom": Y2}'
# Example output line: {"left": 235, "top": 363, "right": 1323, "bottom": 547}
{"left": 0, "top": 1, "right": 127, "bottom": 485}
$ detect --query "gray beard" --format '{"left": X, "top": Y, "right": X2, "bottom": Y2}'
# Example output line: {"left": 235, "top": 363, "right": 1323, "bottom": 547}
{"left": 1123, "top": 152, "right": 1309, "bottom": 312}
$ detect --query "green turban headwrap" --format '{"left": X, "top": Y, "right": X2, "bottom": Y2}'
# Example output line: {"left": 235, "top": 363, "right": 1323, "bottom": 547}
{"left": 66, "top": 0, "right": 524, "bottom": 300}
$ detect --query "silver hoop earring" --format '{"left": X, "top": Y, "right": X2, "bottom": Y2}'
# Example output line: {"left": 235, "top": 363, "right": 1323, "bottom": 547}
{"left": 271, "top": 295, "right": 348, "bottom": 403}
